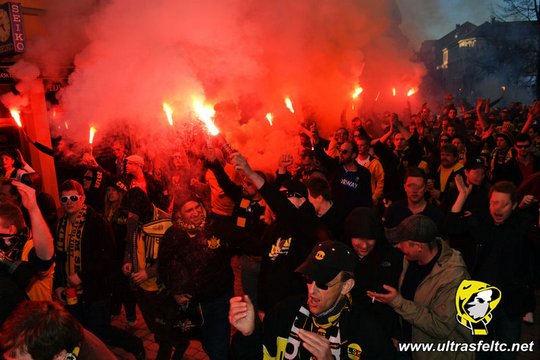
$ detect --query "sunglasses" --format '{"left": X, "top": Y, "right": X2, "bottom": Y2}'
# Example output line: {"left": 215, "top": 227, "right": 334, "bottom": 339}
{"left": 60, "top": 195, "right": 82, "bottom": 203}
{"left": 302, "top": 275, "right": 338, "bottom": 291}
{"left": 281, "top": 190, "right": 304, "bottom": 199}
{"left": 515, "top": 144, "right": 529, "bottom": 149}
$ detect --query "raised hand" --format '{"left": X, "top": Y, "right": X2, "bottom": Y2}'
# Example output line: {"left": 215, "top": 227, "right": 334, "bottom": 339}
{"left": 229, "top": 295, "right": 256, "bottom": 336}
{"left": 297, "top": 329, "right": 333, "bottom": 360}
{"left": 454, "top": 174, "right": 472, "bottom": 198}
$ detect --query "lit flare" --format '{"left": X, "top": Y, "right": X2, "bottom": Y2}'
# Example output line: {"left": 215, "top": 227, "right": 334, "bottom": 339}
{"left": 89, "top": 126, "right": 96, "bottom": 144}
{"left": 193, "top": 98, "right": 219, "bottom": 136}
{"left": 501, "top": 86, "right": 506, "bottom": 91}
{"left": 162, "top": 102, "right": 173, "bottom": 126}
{"left": 392, "top": 88, "right": 396, "bottom": 97}
{"left": 352, "top": 86, "right": 363, "bottom": 99}
{"left": 10, "top": 109, "right": 22, "bottom": 127}
{"left": 407, "top": 88, "right": 417, "bottom": 97}
{"left": 265, "top": 112, "right": 273, "bottom": 126}
{"left": 284, "top": 97, "right": 295, "bottom": 114}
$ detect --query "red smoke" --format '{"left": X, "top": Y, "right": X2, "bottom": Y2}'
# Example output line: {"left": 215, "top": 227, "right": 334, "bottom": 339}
{"left": 6, "top": 0, "right": 425, "bottom": 172}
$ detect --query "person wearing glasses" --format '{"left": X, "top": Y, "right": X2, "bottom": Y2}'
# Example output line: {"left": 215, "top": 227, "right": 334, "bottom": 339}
{"left": 53, "top": 180, "right": 146, "bottom": 359}
{"left": 0, "top": 180, "right": 54, "bottom": 323}
{"left": 229, "top": 240, "right": 394, "bottom": 359}
{"left": 509, "top": 133, "right": 540, "bottom": 186}
{"left": 310, "top": 122, "right": 373, "bottom": 214}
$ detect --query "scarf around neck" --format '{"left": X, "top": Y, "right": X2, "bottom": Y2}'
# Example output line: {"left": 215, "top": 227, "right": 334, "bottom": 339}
{"left": 56, "top": 205, "right": 87, "bottom": 286}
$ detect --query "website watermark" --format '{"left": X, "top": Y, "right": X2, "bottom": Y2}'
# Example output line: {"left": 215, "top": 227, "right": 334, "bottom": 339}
{"left": 398, "top": 340, "right": 535, "bottom": 353}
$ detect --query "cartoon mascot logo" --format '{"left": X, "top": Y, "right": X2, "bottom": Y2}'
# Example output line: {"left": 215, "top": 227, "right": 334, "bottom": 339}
{"left": 455, "top": 280, "right": 501, "bottom": 335}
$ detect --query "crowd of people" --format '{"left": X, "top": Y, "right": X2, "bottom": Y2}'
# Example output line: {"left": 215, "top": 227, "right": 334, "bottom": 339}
{"left": 0, "top": 95, "right": 539, "bottom": 360}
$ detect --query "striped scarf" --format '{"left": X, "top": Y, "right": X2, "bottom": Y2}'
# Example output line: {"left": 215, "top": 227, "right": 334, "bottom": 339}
{"left": 56, "top": 205, "right": 87, "bottom": 291}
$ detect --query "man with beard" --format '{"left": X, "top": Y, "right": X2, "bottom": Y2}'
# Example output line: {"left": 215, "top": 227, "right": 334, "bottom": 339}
{"left": 311, "top": 123, "right": 372, "bottom": 214}
{"left": 229, "top": 240, "right": 394, "bottom": 359}
{"left": 428, "top": 144, "right": 464, "bottom": 207}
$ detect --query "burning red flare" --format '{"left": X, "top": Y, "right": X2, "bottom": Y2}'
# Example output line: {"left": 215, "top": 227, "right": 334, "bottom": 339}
{"left": 392, "top": 88, "right": 396, "bottom": 97}
{"left": 89, "top": 126, "right": 96, "bottom": 144}
{"left": 162, "top": 102, "right": 174, "bottom": 126}
{"left": 407, "top": 88, "right": 417, "bottom": 97}
{"left": 193, "top": 98, "right": 219, "bottom": 136}
{"left": 10, "top": 109, "right": 22, "bottom": 128}
{"left": 265, "top": 112, "right": 274, "bottom": 126}
{"left": 352, "top": 86, "right": 363, "bottom": 99}
{"left": 284, "top": 97, "right": 295, "bottom": 114}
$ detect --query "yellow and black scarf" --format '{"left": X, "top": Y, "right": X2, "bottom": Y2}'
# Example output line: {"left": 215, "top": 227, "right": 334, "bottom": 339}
{"left": 285, "top": 295, "right": 351, "bottom": 358}
{"left": 56, "top": 205, "right": 87, "bottom": 292}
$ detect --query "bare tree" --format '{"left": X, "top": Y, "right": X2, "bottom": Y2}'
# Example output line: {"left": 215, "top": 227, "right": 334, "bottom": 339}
{"left": 497, "top": 0, "right": 540, "bottom": 97}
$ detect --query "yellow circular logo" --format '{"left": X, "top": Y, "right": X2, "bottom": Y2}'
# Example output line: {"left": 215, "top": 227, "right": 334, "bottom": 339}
{"left": 347, "top": 343, "right": 362, "bottom": 359}
{"left": 315, "top": 251, "right": 325, "bottom": 260}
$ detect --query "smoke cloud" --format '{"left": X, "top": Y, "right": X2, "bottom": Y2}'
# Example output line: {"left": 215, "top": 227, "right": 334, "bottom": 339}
{"left": 8, "top": 0, "right": 425, "bottom": 172}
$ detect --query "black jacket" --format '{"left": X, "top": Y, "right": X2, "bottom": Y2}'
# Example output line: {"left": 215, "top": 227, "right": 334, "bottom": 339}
{"left": 445, "top": 210, "right": 537, "bottom": 316}
{"left": 54, "top": 206, "right": 116, "bottom": 303}
{"left": 158, "top": 218, "right": 237, "bottom": 301}
{"left": 313, "top": 143, "right": 373, "bottom": 213}
{"left": 257, "top": 182, "right": 323, "bottom": 312}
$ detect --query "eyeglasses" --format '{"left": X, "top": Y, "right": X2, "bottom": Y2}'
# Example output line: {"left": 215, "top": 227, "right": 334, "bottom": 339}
{"left": 302, "top": 275, "right": 339, "bottom": 291}
{"left": 60, "top": 195, "right": 82, "bottom": 203}
{"left": 515, "top": 144, "right": 530, "bottom": 149}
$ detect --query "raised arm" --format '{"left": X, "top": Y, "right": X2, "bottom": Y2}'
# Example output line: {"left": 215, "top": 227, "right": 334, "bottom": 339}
{"left": 450, "top": 175, "right": 472, "bottom": 214}
{"left": 521, "top": 100, "right": 540, "bottom": 134}
{"left": 12, "top": 181, "right": 53, "bottom": 261}
{"left": 476, "top": 98, "right": 490, "bottom": 131}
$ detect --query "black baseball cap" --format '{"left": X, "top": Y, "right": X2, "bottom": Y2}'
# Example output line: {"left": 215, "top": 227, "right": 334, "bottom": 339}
{"left": 295, "top": 241, "right": 356, "bottom": 284}
{"left": 385, "top": 215, "right": 437, "bottom": 244}
{"left": 464, "top": 157, "right": 486, "bottom": 170}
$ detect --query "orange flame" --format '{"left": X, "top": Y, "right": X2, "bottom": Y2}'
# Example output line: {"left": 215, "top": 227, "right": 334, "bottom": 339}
{"left": 375, "top": 91, "right": 381, "bottom": 102}
{"left": 407, "top": 88, "right": 417, "bottom": 97}
{"left": 89, "top": 126, "right": 96, "bottom": 144}
{"left": 10, "top": 109, "right": 22, "bottom": 127}
{"left": 162, "top": 102, "right": 173, "bottom": 126}
{"left": 284, "top": 97, "right": 295, "bottom": 114}
{"left": 64, "top": 121, "right": 69, "bottom": 129}
{"left": 265, "top": 112, "right": 274, "bottom": 126}
{"left": 352, "top": 86, "right": 363, "bottom": 99}
{"left": 193, "top": 98, "right": 219, "bottom": 136}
